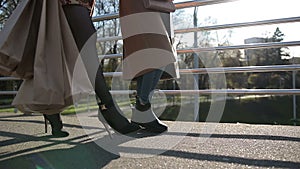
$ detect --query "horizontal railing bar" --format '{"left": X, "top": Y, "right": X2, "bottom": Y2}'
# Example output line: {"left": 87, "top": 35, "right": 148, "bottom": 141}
{"left": 97, "top": 36, "right": 122, "bottom": 42}
{"left": 103, "top": 64, "right": 300, "bottom": 77}
{"left": 175, "top": 0, "right": 238, "bottom": 9}
{"left": 0, "top": 105, "right": 15, "bottom": 109}
{"left": 92, "top": 13, "right": 119, "bottom": 22}
{"left": 162, "top": 89, "right": 300, "bottom": 95}
{"left": 3, "top": 65, "right": 298, "bottom": 81}
{"left": 0, "top": 77, "right": 20, "bottom": 81}
{"left": 97, "top": 16, "right": 300, "bottom": 42}
{"left": 175, "top": 16, "right": 300, "bottom": 33}
{"left": 0, "top": 91, "right": 17, "bottom": 95}
{"left": 98, "top": 41, "right": 300, "bottom": 59}
{"left": 177, "top": 41, "right": 300, "bottom": 53}
{"left": 103, "top": 72, "right": 122, "bottom": 77}
{"left": 110, "top": 89, "right": 300, "bottom": 95}
{"left": 92, "top": 0, "right": 238, "bottom": 22}
{"left": 2, "top": 89, "right": 299, "bottom": 96}
{"left": 99, "top": 53, "right": 122, "bottom": 59}
{"left": 180, "top": 64, "right": 300, "bottom": 74}
{"left": 2, "top": 65, "right": 299, "bottom": 81}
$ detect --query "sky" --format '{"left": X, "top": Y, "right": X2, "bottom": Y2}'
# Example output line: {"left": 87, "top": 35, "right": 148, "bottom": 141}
{"left": 173, "top": 0, "right": 300, "bottom": 57}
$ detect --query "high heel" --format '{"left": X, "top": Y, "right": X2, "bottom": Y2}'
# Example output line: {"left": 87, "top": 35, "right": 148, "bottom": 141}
{"left": 43, "top": 113, "right": 69, "bottom": 138}
{"left": 44, "top": 117, "right": 48, "bottom": 133}
{"left": 94, "top": 66, "right": 141, "bottom": 135}
{"left": 97, "top": 109, "right": 113, "bottom": 139}
{"left": 97, "top": 101, "right": 141, "bottom": 135}
{"left": 131, "top": 98, "right": 168, "bottom": 133}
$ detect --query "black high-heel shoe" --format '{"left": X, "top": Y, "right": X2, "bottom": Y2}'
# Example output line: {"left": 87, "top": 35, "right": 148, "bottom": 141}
{"left": 131, "top": 98, "right": 168, "bottom": 133}
{"left": 93, "top": 64, "right": 141, "bottom": 136}
{"left": 43, "top": 113, "right": 69, "bottom": 138}
{"left": 97, "top": 102, "right": 141, "bottom": 135}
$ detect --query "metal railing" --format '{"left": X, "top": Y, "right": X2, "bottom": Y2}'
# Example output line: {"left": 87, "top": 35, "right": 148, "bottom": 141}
{"left": 0, "top": 0, "right": 299, "bottom": 123}
{"left": 94, "top": 0, "right": 300, "bottom": 124}
{"left": 92, "top": 0, "right": 300, "bottom": 124}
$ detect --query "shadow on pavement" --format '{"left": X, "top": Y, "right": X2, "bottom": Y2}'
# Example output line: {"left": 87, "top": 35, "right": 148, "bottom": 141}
{"left": 1, "top": 130, "right": 300, "bottom": 169}
{"left": 0, "top": 141, "right": 119, "bottom": 169}
{"left": 1, "top": 113, "right": 300, "bottom": 168}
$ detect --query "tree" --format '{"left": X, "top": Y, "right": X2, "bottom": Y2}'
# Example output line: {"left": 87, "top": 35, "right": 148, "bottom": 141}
{"left": 91, "top": 0, "right": 123, "bottom": 89}
{"left": 0, "top": 0, "right": 20, "bottom": 29}
{"left": 247, "top": 27, "right": 291, "bottom": 89}
{"left": 263, "top": 27, "right": 290, "bottom": 66}
{"left": 220, "top": 50, "right": 248, "bottom": 89}
{"left": 94, "top": 0, "right": 121, "bottom": 54}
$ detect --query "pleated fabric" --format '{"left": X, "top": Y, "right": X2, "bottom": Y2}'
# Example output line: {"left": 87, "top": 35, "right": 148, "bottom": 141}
{"left": 0, "top": 0, "right": 93, "bottom": 114}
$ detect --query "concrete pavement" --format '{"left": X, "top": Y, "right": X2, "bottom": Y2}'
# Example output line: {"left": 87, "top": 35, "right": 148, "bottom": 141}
{"left": 0, "top": 112, "right": 299, "bottom": 169}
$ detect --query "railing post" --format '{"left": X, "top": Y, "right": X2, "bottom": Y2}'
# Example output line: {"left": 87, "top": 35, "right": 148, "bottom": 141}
{"left": 193, "top": 6, "right": 199, "bottom": 121}
{"left": 87, "top": 95, "right": 90, "bottom": 113}
{"left": 292, "top": 70, "right": 297, "bottom": 125}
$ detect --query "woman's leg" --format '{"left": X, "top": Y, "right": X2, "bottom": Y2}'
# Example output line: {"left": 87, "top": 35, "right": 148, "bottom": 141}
{"left": 133, "top": 69, "right": 168, "bottom": 133}
{"left": 62, "top": 5, "right": 140, "bottom": 134}
{"left": 62, "top": 5, "right": 112, "bottom": 103}
{"left": 136, "top": 69, "right": 163, "bottom": 104}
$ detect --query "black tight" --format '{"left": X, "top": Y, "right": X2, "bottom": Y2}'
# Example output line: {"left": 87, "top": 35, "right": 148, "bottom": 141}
{"left": 62, "top": 5, "right": 113, "bottom": 105}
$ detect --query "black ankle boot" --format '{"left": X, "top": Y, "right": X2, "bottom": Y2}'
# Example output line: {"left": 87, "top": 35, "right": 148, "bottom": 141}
{"left": 94, "top": 65, "right": 141, "bottom": 135}
{"left": 43, "top": 114, "right": 69, "bottom": 137}
{"left": 98, "top": 101, "right": 141, "bottom": 135}
{"left": 132, "top": 99, "right": 168, "bottom": 133}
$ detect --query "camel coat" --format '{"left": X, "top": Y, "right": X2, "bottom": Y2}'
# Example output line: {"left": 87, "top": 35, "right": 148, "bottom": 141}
{"left": 119, "top": 0, "right": 179, "bottom": 80}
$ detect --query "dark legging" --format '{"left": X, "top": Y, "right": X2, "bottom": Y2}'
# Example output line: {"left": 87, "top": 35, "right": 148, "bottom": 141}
{"left": 62, "top": 4, "right": 113, "bottom": 105}
{"left": 136, "top": 69, "right": 163, "bottom": 104}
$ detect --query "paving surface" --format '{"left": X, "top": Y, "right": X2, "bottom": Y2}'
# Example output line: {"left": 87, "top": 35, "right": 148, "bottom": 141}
{"left": 0, "top": 112, "right": 299, "bottom": 169}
